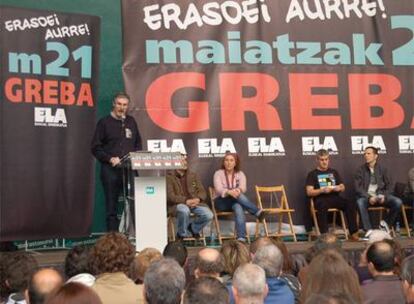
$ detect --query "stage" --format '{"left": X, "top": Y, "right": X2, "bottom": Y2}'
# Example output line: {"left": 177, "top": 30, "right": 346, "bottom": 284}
{"left": 27, "top": 237, "right": 414, "bottom": 270}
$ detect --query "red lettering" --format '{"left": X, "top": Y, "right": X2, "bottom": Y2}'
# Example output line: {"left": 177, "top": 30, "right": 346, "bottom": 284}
{"left": 220, "top": 73, "right": 281, "bottom": 131}
{"left": 4, "top": 77, "right": 22, "bottom": 102}
{"left": 43, "top": 80, "right": 58, "bottom": 104}
{"left": 146, "top": 72, "right": 209, "bottom": 132}
{"left": 77, "top": 83, "right": 94, "bottom": 106}
{"left": 349, "top": 74, "right": 404, "bottom": 129}
{"left": 4, "top": 77, "right": 93, "bottom": 107}
{"left": 290, "top": 73, "right": 341, "bottom": 130}
{"left": 61, "top": 81, "right": 75, "bottom": 105}
{"left": 24, "top": 79, "right": 42, "bottom": 103}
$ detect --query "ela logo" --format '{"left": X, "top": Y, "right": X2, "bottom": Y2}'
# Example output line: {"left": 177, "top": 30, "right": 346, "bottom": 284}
{"left": 398, "top": 135, "right": 414, "bottom": 154}
{"left": 351, "top": 136, "right": 386, "bottom": 154}
{"left": 247, "top": 137, "right": 285, "bottom": 156}
{"left": 302, "top": 136, "right": 338, "bottom": 155}
{"left": 198, "top": 138, "right": 236, "bottom": 158}
{"left": 34, "top": 107, "right": 67, "bottom": 127}
{"left": 145, "top": 186, "right": 155, "bottom": 195}
{"left": 147, "top": 139, "right": 186, "bottom": 154}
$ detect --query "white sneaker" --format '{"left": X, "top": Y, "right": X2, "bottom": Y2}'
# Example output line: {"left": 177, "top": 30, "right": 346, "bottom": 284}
{"left": 379, "top": 220, "right": 390, "bottom": 234}
{"left": 364, "top": 229, "right": 373, "bottom": 238}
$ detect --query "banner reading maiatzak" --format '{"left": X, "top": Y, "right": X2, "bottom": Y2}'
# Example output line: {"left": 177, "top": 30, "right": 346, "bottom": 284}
{"left": 122, "top": 0, "right": 414, "bottom": 227}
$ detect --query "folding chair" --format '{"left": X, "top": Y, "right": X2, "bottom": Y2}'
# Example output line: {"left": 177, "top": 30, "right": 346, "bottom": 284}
{"left": 309, "top": 198, "right": 349, "bottom": 240}
{"left": 208, "top": 187, "right": 250, "bottom": 245}
{"left": 255, "top": 185, "right": 297, "bottom": 242}
{"left": 167, "top": 215, "right": 207, "bottom": 246}
{"left": 356, "top": 204, "right": 412, "bottom": 237}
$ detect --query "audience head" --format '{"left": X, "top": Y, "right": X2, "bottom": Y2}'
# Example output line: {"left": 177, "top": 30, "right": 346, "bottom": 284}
{"left": 3, "top": 252, "right": 38, "bottom": 296}
{"left": 45, "top": 282, "right": 102, "bottom": 304}
{"left": 300, "top": 249, "right": 362, "bottom": 303}
{"left": 195, "top": 248, "right": 224, "bottom": 278}
{"left": 304, "top": 292, "right": 358, "bottom": 304}
{"left": 232, "top": 263, "right": 267, "bottom": 304}
{"left": 144, "top": 258, "right": 185, "bottom": 304}
{"left": 220, "top": 240, "right": 250, "bottom": 277}
{"left": 401, "top": 255, "right": 414, "bottom": 303}
{"left": 183, "top": 276, "right": 229, "bottom": 304}
{"left": 384, "top": 238, "right": 404, "bottom": 275}
{"left": 271, "top": 238, "right": 295, "bottom": 274}
{"left": 27, "top": 268, "right": 64, "bottom": 304}
{"left": 90, "top": 232, "right": 135, "bottom": 275}
{"left": 314, "top": 233, "right": 343, "bottom": 253}
{"left": 163, "top": 241, "right": 188, "bottom": 267}
{"left": 64, "top": 245, "right": 92, "bottom": 279}
{"left": 366, "top": 240, "right": 395, "bottom": 274}
{"left": 252, "top": 244, "right": 283, "bottom": 278}
{"left": 249, "top": 237, "right": 273, "bottom": 256}
{"left": 129, "top": 247, "right": 162, "bottom": 283}
{"left": 305, "top": 233, "right": 344, "bottom": 265}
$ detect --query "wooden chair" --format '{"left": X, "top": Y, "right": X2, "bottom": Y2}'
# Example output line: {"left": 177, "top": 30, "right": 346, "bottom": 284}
{"left": 167, "top": 215, "right": 207, "bottom": 246}
{"left": 254, "top": 185, "right": 297, "bottom": 242}
{"left": 309, "top": 198, "right": 349, "bottom": 240}
{"left": 208, "top": 187, "right": 250, "bottom": 245}
{"left": 356, "top": 203, "right": 411, "bottom": 237}
{"left": 401, "top": 205, "right": 412, "bottom": 238}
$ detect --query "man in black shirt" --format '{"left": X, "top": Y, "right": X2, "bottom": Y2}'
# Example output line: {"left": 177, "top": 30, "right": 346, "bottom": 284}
{"left": 91, "top": 92, "right": 142, "bottom": 231}
{"left": 306, "top": 149, "right": 359, "bottom": 241}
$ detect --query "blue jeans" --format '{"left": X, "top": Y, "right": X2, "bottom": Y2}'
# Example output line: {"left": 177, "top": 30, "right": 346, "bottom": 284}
{"left": 176, "top": 204, "right": 213, "bottom": 237}
{"left": 356, "top": 194, "right": 403, "bottom": 230}
{"left": 214, "top": 193, "right": 260, "bottom": 239}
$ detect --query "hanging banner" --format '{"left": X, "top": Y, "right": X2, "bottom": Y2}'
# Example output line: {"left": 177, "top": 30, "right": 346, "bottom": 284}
{"left": 122, "top": 0, "right": 413, "bottom": 226}
{"left": 0, "top": 6, "right": 100, "bottom": 240}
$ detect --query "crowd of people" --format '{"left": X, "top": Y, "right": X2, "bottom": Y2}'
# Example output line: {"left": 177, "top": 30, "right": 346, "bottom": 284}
{"left": 1, "top": 232, "right": 414, "bottom": 304}
{"left": 27, "top": 91, "right": 410, "bottom": 304}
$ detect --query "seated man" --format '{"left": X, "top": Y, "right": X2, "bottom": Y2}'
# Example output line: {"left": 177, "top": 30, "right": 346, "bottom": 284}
{"left": 305, "top": 149, "right": 359, "bottom": 241}
{"left": 167, "top": 154, "right": 213, "bottom": 239}
{"left": 354, "top": 146, "right": 402, "bottom": 233}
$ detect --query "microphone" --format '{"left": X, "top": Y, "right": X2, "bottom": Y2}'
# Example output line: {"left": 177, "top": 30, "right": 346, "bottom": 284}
{"left": 121, "top": 115, "right": 126, "bottom": 128}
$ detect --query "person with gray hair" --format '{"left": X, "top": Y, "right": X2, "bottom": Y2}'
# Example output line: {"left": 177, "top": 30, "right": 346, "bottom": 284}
{"left": 252, "top": 244, "right": 294, "bottom": 304}
{"left": 143, "top": 258, "right": 185, "bottom": 304}
{"left": 232, "top": 264, "right": 268, "bottom": 304}
{"left": 401, "top": 255, "right": 414, "bottom": 304}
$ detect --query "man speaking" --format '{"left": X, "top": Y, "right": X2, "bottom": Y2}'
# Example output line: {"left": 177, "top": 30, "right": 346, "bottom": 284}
{"left": 91, "top": 92, "right": 142, "bottom": 231}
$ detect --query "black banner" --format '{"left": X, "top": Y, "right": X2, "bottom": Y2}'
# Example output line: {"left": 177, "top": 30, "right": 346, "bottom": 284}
{"left": 122, "top": 0, "right": 413, "bottom": 226}
{"left": 0, "top": 6, "right": 100, "bottom": 240}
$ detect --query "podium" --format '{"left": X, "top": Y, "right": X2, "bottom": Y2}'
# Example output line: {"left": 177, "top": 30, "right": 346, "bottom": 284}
{"left": 127, "top": 151, "right": 185, "bottom": 252}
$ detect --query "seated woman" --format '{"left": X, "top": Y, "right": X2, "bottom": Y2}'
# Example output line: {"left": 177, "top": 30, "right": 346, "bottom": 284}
{"left": 213, "top": 152, "right": 265, "bottom": 242}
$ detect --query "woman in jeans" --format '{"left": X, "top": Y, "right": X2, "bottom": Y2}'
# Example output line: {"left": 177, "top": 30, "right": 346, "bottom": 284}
{"left": 213, "top": 152, "right": 265, "bottom": 242}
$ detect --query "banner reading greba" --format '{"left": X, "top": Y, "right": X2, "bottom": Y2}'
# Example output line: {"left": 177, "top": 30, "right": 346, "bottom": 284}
{"left": 0, "top": 6, "right": 100, "bottom": 240}
{"left": 122, "top": 0, "right": 413, "bottom": 225}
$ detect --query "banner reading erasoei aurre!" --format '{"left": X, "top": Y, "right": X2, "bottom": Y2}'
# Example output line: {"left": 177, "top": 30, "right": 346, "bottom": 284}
{"left": 122, "top": 0, "right": 413, "bottom": 226}
{"left": 1, "top": 6, "right": 100, "bottom": 240}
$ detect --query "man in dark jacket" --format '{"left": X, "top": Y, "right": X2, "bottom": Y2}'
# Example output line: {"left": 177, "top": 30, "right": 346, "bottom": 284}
{"left": 362, "top": 240, "right": 405, "bottom": 304}
{"left": 354, "top": 146, "right": 402, "bottom": 233}
{"left": 91, "top": 92, "right": 141, "bottom": 231}
{"left": 166, "top": 155, "right": 213, "bottom": 239}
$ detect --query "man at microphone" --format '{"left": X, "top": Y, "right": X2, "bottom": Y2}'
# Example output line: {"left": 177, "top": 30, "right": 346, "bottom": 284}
{"left": 91, "top": 92, "right": 142, "bottom": 231}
